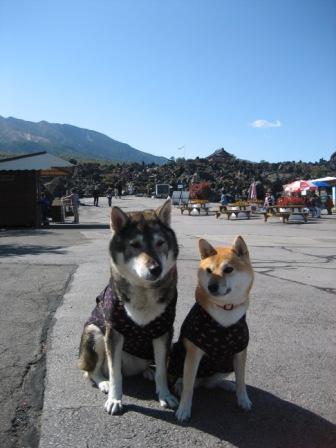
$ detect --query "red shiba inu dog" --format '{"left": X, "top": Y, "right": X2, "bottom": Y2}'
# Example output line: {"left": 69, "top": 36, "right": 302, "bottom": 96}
{"left": 169, "top": 236, "right": 254, "bottom": 422}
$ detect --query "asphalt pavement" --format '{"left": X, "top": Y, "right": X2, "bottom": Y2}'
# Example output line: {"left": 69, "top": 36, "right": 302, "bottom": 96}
{"left": 1, "top": 196, "right": 335, "bottom": 448}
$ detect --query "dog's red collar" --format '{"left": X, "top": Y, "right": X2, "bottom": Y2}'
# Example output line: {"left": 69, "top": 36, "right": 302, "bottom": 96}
{"left": 215, "top": 301, "right": 246, "bottom": 311}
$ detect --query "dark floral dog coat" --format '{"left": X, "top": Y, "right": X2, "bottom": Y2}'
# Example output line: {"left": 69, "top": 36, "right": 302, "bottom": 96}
{"left": 168, "top": 302, "right": 249, "bottom": 378}
{"left": 86, "top": 282, "right": 177, "bottom": 361}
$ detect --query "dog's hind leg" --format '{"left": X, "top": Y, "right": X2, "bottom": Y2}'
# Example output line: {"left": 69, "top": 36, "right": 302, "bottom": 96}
{"left": 173, "top": 377, "right": 202, "bottom": 397}
{"left": 121, "top": 352, "right": 151, "bottom": 377}
{"left": 78, "top": 324, "right": 109, "bottom": 393}
{"left": 142, "top": 366, "right": 156, "bottom": 381}
{"left": 201, "top": 373, "right": 235, "bottom": 392}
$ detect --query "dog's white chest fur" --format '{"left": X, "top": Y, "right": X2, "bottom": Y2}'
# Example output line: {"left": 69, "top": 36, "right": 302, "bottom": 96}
{"left": 207, "top": 302, "right": 248, "bottom": 327}
{"left": 123, "top": 286, "right": 167, "bottom": 326}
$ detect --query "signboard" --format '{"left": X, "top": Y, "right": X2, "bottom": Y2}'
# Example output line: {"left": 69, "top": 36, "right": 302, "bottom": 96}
{"left": 155, "top": 184, "right": 170, "bottom": 197}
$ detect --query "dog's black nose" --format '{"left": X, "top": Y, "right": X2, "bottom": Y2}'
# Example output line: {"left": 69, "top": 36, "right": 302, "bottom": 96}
{"left": 208, "top": 283, "right": 218, "bottom": 293}
{"left": 149, "top": 265, "right": 162, "bottom": 278}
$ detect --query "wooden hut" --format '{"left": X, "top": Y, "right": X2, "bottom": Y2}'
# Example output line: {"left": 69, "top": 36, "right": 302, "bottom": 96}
{"left": 0, "top": 152, "right": 74, "bottom": 227}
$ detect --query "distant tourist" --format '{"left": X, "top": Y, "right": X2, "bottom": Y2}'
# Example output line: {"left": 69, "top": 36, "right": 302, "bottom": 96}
{"left": 93, "top": 185, "right": 100, "bottom": 207}
{"left": 106, "top": 187, "right": 113, "bottom": 207}
{"left": 117, "top": 181, "right": 122, "bottom": 199}
{"left": 38, "top": 192, "right": 51, "bottom": 226}
{"left": 309, "top": 193, "right": 322, "bottom": 218}
{"left": 325, "top": 195, "right": 334, "bottom": 215}
{"left": 264, "top": 192, "right": 275, "bottom": 208}
{"left": 220, "top": 190, "right": 229, "bottom": 206}
{"left": 62, "top": 189, "right": 79, "bottom": 223}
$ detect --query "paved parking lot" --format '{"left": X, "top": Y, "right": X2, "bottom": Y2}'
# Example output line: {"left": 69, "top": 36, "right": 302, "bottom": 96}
{"left": 1, "top": 197, "right": 335, "bottom": 447}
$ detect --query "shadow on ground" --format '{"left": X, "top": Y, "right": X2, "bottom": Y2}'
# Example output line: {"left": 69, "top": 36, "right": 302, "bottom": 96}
{"left": 122, "top": 377, "right": 336, "bottom": 448}
{"left": 49, "top": 223, "right": 110, "bottom": 229}
{"left": 0, "top": 244, "right": 67, "bottom": 257}
{"left": 0, "top": 229, "right": 55, "bottom": 238}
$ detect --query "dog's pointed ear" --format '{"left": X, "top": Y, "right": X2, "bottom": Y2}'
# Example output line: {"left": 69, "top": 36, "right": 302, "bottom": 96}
{"left": 232, "top": 235, "right": 249, "bottom": 258}
{"left": 199, "top": 239, "right": 217, "bottom": 259}
{"left": 156, "top": 199, "right": 171, "bottom": 226}
{"left": 110, "top": 206, "right": 129, "bottom": 233}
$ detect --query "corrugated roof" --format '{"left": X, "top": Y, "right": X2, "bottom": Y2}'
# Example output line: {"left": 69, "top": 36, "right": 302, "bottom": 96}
{"left": 0, "top": 151, "right": 74, "bottom": 171}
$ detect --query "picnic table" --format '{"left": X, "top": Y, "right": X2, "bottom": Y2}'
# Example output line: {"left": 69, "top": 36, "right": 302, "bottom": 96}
{"left": 216, "top": 203, "right": 251, "bottom": 219}
{"left": 179, "top": 199, "right": 210, "bottom": 215}
{"left": 261, "top": 205, "right": 309, "bottom": 223}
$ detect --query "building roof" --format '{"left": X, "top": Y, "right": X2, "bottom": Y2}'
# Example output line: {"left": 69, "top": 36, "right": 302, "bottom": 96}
{"left": 0, "top": 151, "right": 74, "bottom": 174}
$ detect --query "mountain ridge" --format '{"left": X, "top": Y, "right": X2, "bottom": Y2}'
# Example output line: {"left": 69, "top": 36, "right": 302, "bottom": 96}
{"left": 0, "top": 116, "right": 168, "bottom": 165}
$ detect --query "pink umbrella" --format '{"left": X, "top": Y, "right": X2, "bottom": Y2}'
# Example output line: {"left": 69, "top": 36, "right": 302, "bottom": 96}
{"left": 248, "top": 182, "right": 257, "bottom": 200}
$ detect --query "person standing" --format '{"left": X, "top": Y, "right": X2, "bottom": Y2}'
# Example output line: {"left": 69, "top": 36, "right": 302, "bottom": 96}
{"left": 117, "top": 181, "right": 122, "bottom": 199}
{"left": 220, "top": 190, "right": 229, "bottom": 206}
{"left": 309, "top": 193, "right": 321, "bottom": 218}
{"left": 93, "top": 185, "right": 99, "bottom": 207}
{"left": 106, "top": 186, "right": 113, "bottom": 207}
{"left": 314, "top": 193, "right": 322, "bottom": 218}
{"left": 325, "top": 195, "right": 334, "bottom": 215}
{"left": 62, "top": 189, "right": 79, "bottom": 223}
{"left": 38, "top": 192, "right": 51, "bottom": 226}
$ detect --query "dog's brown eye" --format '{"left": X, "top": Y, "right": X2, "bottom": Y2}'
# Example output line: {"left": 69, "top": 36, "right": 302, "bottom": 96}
{"left": 156, "top": 240, "right": 164, "bottom": 248}
{"left": 130, "top": 241, "right": 141, "bottom": 249}
{"left": 206, "top": 268, "right": 212, "bottom": 274}
{"left": 223, "top": 266, "right": 233, "bottom": 274}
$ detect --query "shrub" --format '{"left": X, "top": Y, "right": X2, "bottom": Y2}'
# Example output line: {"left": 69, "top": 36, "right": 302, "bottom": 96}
{"left": 276, "top": 196, "right": 305, "bottom": 206}
{"left": 190, "top": 182, "right": 211, "bottom": 200}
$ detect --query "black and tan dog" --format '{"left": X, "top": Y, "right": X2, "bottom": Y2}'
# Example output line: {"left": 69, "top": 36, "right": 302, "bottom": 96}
{"left": 79, "top": 200, "right": 179, "bottom": 414}
{"left": 169, "top": 236, "right": 254, "bottom": 421}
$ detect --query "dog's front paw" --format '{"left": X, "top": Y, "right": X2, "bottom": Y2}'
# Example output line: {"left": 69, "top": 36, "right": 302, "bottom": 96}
{"left": 104, "top": 398, "right": 123, "bottom": 415}
{"left": 158, "top": 391, "right": 179, "bottom": 409}
{"left": 237, "top": 393, "right": 252, "bottom": 411}
{"left": 98, "top": 381, "right": 109, "bottom": 394}
{"left": 175, "top": 403, "right": 191, "bottom": 422}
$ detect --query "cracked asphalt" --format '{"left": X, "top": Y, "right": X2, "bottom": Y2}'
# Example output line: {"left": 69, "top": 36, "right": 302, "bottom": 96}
{"left": 0, "top": 197, "right": 335, "bottom": 448}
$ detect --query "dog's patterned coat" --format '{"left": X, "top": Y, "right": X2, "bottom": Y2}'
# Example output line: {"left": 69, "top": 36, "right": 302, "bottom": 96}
{"left": 86, "top": 282, "right": 177, "bottom": 360}
{"left": 169, "top": 303, "right": 249, "bottom": 378}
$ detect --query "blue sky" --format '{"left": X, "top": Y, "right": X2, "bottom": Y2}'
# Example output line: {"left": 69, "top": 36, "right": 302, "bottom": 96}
{"left": 1, "top": 0, "right": 335, "bottom": 162}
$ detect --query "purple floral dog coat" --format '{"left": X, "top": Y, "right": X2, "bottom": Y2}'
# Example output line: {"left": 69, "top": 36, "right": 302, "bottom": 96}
{"left": 169, "top": 302, "right": 249, "bottom": 378}
{"left": 85, "top": 282, "right": 177, "bottom": 361}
